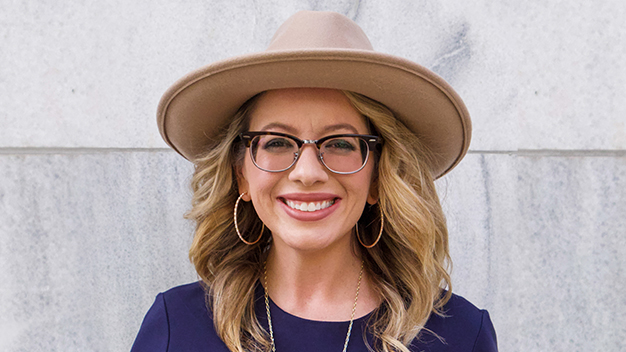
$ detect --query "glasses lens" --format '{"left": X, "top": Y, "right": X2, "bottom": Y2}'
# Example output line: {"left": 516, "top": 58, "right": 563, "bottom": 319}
{"left": 320, "top": 137, "right": 368, "bottom": 173}
{"left": 250, "top": 135, "right": 298, "bottom": 171}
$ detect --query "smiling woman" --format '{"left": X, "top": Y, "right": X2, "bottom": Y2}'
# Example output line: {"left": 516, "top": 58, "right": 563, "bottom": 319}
{"left": 237, "top": 89, "right": 378, "bottom": 254}
{"left": 131, "top": 11, "right": 496, "bottom": 352}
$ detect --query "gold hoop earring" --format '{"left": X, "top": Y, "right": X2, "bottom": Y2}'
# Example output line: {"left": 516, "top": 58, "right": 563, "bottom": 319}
{"left": 356, "top": 207, "right": 384, "bottom": 248}
{"left": 234, "top": 192, "right": 264, "bottom": 245}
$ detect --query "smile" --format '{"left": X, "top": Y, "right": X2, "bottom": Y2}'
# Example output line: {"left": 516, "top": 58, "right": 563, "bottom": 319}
{"left": 284, "top": 199, "right": 336, "bottom": 212}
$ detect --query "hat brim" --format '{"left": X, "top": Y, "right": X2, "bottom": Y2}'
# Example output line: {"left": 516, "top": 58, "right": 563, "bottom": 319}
{"left": 157, "top": 48, "right": 471, "bottom": 178}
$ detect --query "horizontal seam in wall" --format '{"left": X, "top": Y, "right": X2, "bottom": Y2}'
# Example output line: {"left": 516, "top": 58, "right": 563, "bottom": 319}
{"left": 0, "top": 148, "right": 623, "bottom": 157}
{"left": 468, "top": 150, "right": 626, "bottom": 157}
{"left": 0, "top": 148, "right": 173, "bottom": 155}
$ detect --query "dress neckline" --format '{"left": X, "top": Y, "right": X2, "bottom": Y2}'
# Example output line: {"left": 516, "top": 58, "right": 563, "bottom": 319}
{"left": 255, "top": 282, "right": 378, "bottom": 325}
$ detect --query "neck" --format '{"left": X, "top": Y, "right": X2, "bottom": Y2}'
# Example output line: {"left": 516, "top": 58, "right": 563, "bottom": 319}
{"left": 265, "top": 238, "right": 377, "bottom": 321}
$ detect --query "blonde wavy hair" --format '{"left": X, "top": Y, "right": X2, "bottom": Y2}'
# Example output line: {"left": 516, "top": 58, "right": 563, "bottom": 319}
{"left": 186, "top": 90, "right": 452, "bottom": 352}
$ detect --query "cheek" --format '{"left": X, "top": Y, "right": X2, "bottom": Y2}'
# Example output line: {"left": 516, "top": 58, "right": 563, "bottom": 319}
{"left": 356, "top": 164, "right": 375, "bottom": 192}
{"left": 341, "top": 170, "right": 375, "bottom": 211}
{"left": 354, "top": 175, "right": 374, "bottom": 201}
{"left": 243, "top": 157, "right": 279, "bottom": 199}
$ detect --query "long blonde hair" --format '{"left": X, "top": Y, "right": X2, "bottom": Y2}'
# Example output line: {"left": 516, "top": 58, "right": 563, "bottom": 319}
{"left": 186, "top": 91, "right": 452, "bottom": 352}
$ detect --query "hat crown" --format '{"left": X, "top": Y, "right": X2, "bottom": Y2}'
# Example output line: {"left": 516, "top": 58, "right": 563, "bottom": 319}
{"left": 267, "top": 11, "right": 374, "bottom": 51}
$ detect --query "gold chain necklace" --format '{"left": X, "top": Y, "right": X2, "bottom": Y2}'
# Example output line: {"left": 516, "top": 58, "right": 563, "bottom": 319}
{"left": 263, "top": 261, "right": 364, "bottom": 352}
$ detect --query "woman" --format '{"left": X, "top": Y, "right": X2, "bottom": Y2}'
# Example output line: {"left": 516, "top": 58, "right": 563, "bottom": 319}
{"left": 132, "top": 11, "right": 497, "bottom": 352}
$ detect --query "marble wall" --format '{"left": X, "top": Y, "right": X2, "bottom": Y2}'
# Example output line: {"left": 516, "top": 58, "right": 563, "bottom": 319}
{"left": 1, "top": 1, "right": 624, "bottom": 351}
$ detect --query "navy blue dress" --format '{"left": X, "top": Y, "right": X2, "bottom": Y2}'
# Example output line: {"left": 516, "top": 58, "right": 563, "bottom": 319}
{"left": 131, "top": 282, "right": 497, "bottom": 351}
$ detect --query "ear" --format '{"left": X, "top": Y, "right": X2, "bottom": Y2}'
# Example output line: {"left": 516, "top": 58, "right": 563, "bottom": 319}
{"left": 235, "top": 165, "right": 251, "bottom": 201}
{"left": 367, "top": 177, "right": 379, "bottom": 205}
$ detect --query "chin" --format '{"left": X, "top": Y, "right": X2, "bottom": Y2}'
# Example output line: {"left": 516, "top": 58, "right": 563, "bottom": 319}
{"left": 273, "top": 229, "right": 350, "bottom": 253}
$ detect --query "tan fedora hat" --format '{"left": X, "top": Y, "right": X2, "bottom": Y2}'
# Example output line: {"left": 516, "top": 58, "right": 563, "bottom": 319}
{"left": 157, "top": 10, "right": 471, "bottom": 178}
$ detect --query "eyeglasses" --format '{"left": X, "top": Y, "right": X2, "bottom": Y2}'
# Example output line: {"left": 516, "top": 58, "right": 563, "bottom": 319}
{"left": 240, "top": 131, "right": 382, "bottom": 174}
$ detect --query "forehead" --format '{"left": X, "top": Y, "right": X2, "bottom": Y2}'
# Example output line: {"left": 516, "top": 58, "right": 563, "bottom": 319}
{"left": 248, "top": 88, "right": 369, "bottom": 135}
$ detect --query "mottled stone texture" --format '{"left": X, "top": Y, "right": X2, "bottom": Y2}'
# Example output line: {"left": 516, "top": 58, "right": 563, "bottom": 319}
{"left": 1, "top": 0, "right": 625, "bottom": 351}
{"left": 2, "top": 0, "right": 624, "bottom": 150}
{"left": 441, "top": 153, "right": 626, "bottom": 351}
{"left": 0, "top": 153, "right": 197, "bottom": 351}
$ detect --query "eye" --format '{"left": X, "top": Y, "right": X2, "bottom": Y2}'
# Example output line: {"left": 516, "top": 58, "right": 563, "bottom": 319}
{"left": 260, "top": 137, "right": 296, "bottom": 152}
{"left": 323, "top": 138, "right": 357, "bottom": 152}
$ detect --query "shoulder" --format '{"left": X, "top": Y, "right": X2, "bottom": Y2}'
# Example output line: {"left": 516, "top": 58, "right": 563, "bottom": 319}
{"left": 131, "top": 282, "right": 230, "bottom": 352}
{"left": 414, "top": 293, "right": 498, "bottom": 352}
{"left": 160, "top": 281, "right": 208, "bottom": 313}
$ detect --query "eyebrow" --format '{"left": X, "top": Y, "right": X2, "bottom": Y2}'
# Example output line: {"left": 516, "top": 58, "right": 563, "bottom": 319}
{"left": 258, "top": 123, "right": 360, "bottom": 135}
{"left": 258, "top": 123, "right": 298, "bottom": 134}
{"left": 321, "top": 123, "right": 359, "bottom": 134}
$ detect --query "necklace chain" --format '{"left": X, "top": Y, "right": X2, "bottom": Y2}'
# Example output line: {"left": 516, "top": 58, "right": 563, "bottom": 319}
{"left": 263, "top": 261, "right": 364, "bottom": 352}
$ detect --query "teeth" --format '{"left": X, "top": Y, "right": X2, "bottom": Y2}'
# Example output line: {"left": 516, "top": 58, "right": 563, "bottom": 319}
{"left": 285, "top": 199, "right": 335, "bottom": 212}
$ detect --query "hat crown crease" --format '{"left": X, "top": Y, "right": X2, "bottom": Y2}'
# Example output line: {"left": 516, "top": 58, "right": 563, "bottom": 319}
{"left": 267, "top": 11, "right": 374, "bottom": 51}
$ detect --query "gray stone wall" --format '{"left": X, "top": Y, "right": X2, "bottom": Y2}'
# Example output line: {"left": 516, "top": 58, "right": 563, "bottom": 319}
{"left": 1, "top": 1, "right": 624, "bottom": 351}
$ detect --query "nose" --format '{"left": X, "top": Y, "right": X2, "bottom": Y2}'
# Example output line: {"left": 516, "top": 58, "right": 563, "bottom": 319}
{"left": 288, "top": 143, "right": 329, "bottom": 186}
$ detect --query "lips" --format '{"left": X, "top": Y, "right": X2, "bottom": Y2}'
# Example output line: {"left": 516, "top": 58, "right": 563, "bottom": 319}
{"left": 284, "top": 199, "right": 335, "bottom": 212}
{"left": 278, "top": 193, "right": 340, "bottom": 219}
